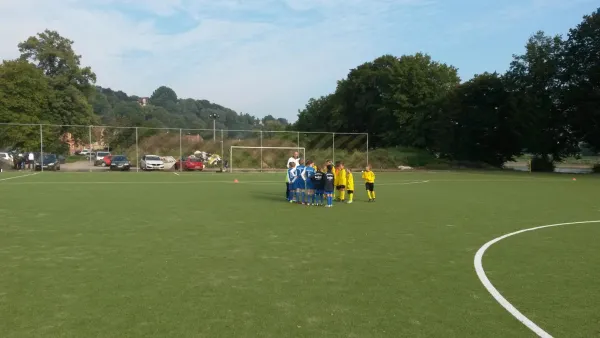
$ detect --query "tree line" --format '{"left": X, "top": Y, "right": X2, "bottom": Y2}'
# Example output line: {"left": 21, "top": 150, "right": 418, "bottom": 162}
{"left": 293, "top": 8, "right": 600, "bottom": 170}
{"left": 0, "top": 30, "right": 288, "bottom": 153}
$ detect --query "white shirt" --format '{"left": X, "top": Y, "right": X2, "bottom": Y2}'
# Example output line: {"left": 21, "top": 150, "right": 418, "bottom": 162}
{"left": 28, "top": 153, "right": 34, "bottom": 160}
{"left": 287, "top": 156, "right": 299, "bottom": 168}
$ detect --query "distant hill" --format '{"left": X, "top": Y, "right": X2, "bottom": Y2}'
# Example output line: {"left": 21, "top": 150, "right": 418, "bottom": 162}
{"left": 89, "top": 85, "right": 289, "bottom": 133}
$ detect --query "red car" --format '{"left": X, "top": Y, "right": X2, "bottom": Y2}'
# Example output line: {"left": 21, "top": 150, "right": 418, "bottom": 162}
{"left": 174, "top": 156, "right": 204, "bottom": 171}
{"left": 102, "top": 155, "right": 112, "bottom": 167}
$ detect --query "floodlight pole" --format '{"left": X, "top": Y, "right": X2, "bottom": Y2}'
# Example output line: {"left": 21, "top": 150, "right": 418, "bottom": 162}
{"left": 220, "top": 129, "right": 224, "bottom": 172}
{"left": 209, "top": 113, "right": 219, "bottom": 142}
{"left": 260, "top": 130, "right": 263, "bottom": 172}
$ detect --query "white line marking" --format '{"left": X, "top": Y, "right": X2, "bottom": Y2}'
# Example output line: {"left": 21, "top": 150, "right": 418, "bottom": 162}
{"left": 474, "top": 220, "right": 600, "bottom": 338}
{"left": 0, "top": 172, "right": 39, "bottom": 182}
{"left": 379, "top": 180, "right": 429, "bottom": 186}
{"left": 173, "top": 172, "right": 180, "bottom": 176}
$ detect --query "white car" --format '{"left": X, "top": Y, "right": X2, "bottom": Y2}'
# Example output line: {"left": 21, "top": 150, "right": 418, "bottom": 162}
{"left": 140, "top": 155, "right": 164, "bottom": 170}
{"left": 80, "top": 149, "right": 91, "bottom": 156}
{"left": 0, "top": 152, "right": 13, "bottom": 162}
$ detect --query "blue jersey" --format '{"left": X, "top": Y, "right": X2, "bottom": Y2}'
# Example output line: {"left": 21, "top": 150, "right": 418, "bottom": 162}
{"left": 288, "top": 167, "right": 298, "bottom": 183}
{"left": 302, "top": 166, "right": 316, "bottom": 189}
{"left": 295, "top": 165, "right": 305, "bottom": 180}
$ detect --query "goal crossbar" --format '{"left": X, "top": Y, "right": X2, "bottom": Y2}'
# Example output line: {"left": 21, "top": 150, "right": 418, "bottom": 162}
{"left": 230, "top": 146, "right": 306, "bottom": 173}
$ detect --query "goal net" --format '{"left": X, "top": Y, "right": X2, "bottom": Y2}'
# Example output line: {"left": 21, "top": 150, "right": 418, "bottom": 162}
{"left": 229, "top": 146, "right": 306, "bottom": 173}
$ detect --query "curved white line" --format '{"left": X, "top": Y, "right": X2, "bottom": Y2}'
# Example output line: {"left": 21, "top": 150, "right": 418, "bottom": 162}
{"left": 474, "top": 220, "right": 600, "bottom": 338}
{"left": 0, "top": 172, "right": 38, "bottom": 182}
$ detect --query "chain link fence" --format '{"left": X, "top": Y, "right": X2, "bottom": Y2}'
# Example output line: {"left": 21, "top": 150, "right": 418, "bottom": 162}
{"left": 0, "top": 123, "right": 369, "bottom": 172}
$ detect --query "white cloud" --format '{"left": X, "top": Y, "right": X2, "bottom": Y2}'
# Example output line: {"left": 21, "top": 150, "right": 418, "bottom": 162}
{"left": 1, "top": 0, "right": 592, "bottom": 120}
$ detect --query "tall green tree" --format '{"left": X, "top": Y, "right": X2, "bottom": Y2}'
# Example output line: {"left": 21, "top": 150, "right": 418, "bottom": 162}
{"left": 562, "top": 8, "right": 600, "bottom": 151}
{"left": 505, "top": 31, "right": 577, "bottom": 164}
{"left": 0, "top": 60, "right": 50, "bottom": 151}
{"left": 18, "top": 30, "right": 97, "bottom": 147}
{"left": 433, "top": 73, "right": 522, "bottom": 167}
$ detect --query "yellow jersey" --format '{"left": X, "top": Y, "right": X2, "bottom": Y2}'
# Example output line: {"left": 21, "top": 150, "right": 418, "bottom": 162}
{"left": 335, "top": 168, "right": 347, "bottom": 186}
{"left": 362, "top": 170, "right": 375, "bottom": 183}
{"left": 346, "top": 171, "right": 354, "bottom": 191}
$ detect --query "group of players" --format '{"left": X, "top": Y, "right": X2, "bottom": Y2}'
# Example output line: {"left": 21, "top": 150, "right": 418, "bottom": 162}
{"left": 286, "top": 157, "right": 376, "bottom": 207}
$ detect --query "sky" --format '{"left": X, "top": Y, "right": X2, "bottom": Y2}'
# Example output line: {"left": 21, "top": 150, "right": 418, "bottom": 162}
{"left": 0, "top": 0, "right": 598, "bottom": 121}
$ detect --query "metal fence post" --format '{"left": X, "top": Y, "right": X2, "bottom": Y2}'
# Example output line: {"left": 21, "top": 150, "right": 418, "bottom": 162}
{"left": 88, "top": 125, "right": 92, "bottom": 167}
{"left": 332, "top": 132, "right": 335, "bottom": 165}
{"left": 179, "top": 128, "right": 183, "bottom": 172}
{"left": 297, "top": 132, "right": 300, "bottom": 152}
{"left": 39, "top": 124, "right": 43, "bottom": 172}
{"left": 135, "top": 127, "right": 139, "bottom": 172}
{"left": 221, "top": 129, "right": 224, "bottom": 171}
{"left": 366, "top": 133, "right": 369, "bottom": 166}
{"left": 260, "top": 130, "right": 263, "bottom": 172}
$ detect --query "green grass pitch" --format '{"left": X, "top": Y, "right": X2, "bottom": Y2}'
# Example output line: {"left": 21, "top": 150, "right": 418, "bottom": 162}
{"left": 1, "top": 171, "right": 599, "bottom": 337}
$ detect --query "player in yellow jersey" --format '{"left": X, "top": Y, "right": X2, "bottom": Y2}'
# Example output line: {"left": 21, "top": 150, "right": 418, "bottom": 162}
{"left": 346, "top": 168, "right": 354, "bottom": 203}
{"left": 335, "top": 161, "right": 347, "bottom": 202}
{"left": 361, "top": 164, "right": 376, "bottom": 202}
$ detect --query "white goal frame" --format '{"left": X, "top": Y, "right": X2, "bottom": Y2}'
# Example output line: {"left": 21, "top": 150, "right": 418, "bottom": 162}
{"left": 230, "top": 146, "right": 306, "bottom": 173}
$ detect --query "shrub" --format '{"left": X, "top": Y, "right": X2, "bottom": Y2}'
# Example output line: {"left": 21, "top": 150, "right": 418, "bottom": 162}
{"left": 593, "top": 163, "right": 600, "bottom": 173}
{"left": 529, "top": 156, "right": 555, "bottom": 172}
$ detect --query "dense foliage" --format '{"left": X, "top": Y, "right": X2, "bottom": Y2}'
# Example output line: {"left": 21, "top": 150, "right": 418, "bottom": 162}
{"left": 0, "top": 29, "right": 288, "bottom": 152}
{"left": 1, "top": 8, "right": 599, "bottom": 170}
{"left": 294, "top": 8, "right": 600, "bottom": 169}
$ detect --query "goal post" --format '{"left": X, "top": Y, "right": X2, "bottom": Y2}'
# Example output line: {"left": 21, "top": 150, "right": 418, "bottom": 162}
{"left": 230, "top": 146, "right": 306, "bottom": 173}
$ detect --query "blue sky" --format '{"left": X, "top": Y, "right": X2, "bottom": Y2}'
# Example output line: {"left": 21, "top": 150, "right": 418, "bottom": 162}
{"left": 0, "top": 0, "right": 598, "bottom": 121}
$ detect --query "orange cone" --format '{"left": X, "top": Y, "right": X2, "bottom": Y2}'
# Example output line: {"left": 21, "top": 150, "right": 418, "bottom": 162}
{"left": 234, "top": 179, "right": 239, "bottom": 183}
{"left": 572, "top": 178, "right": 576, "bottom": 181}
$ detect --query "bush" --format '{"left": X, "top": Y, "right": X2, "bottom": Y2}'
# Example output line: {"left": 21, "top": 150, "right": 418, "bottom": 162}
{"left": 529, "top": 156, "right": 555, "bottom": 172}
{"left": 593, "top": 163, "right": 600, "bottom": 173}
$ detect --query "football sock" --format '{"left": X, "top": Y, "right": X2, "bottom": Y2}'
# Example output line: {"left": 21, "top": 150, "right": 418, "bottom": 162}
{"left": 340, "top": 190, "right": 346, "bottom": 201}
{"left": 372, "top": 191, "right": 376, "bottom": 199}
{"left": 367, "top": 191, "right": 372, "bottom": 199}
{"left": 288, "top": 190, "right": 294, "bottom": 201}
{"left": 301, "top": 191, "right": 306, "bottom": 203}
{"left": 348, "top": 192, "right": 353, "bottom": 202}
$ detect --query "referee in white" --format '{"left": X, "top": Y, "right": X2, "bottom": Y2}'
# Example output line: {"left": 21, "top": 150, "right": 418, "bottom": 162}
{"left": 286, "top": 151, "right": 300, "bottom": 199}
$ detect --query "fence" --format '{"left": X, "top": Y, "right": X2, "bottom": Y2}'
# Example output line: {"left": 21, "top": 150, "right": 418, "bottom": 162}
{"left": 0, "top": 123, "right": 369, "bottom": 172}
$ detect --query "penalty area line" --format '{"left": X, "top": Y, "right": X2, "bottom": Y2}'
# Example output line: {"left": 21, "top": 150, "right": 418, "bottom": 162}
{"left": 0, "top": 172, "right": 39, "bottom": 182}
{"left": 474, "top": 219, "right": 600, "bottom": 338}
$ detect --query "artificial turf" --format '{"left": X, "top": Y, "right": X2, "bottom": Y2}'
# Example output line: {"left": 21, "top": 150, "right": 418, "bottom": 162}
{"left": 1, "top": 170, "right": 599, "bottom": 337}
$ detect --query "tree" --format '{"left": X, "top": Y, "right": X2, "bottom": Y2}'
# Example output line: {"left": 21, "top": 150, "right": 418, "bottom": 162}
{"left": 0, "top": 60, "right": 50, "bottom": 151}
{"left": 505, "top": 31, "right": 577, "bottom": 165}
{"left": 433, "top": 73, "right": 523, "bottom": 167}
{"left": 296, "top": 53, "right": 460, "bottom": 149}
{"left": 18, "top": 30, "right": 97, "bottom": 146}
{"left": 150, "top": 86, "right": 178, "bottom": 111}
{"left": 562, "top": 8, "right": 600, "bottom": 151}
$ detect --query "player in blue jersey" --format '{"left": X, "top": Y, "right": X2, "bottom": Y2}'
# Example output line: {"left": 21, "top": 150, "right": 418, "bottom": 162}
{"left": 323, "top": 164, "right": 335, "bottom": 207}
{"left": 287, "top": 161, "right": 298, "bottom": 202}
{"left": 294, "top": 159, "right": 306, "bottom": 204}
{"left": 301, "top": 160, "right": 316, "bottom": 205}
{"left": 312, "top": 166, "right": 325, "bottom": 206}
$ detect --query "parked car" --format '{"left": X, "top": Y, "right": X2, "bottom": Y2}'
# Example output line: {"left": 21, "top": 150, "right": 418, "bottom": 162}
{"left": 34, "top": 154, "right": 61, "bottom": 171}
{"left": 109, "top": 155, "right": 131, "bottom": 171}
{"left": 94, "top": 151, "right": 111, "bottom": 166}
{"left": 101, "top": 155, "right": 112, "bottom": 167}
{"left": 174, "top": 156, "right": 204, "bottom": 171}
{"left": 80, "top": 149, "right": 91, "bottom": 156}
{"left": 0, "top": 152, "right": 13, "bottom": 162}
{"left": 140, "top": 155, "right": 164, "bottom": 170}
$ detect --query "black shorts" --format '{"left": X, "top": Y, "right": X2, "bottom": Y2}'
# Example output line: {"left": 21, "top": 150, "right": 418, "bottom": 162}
{"left": 336, "top": 185, "right": 345, "bottom": 190}
{"left": 365, "top": 183, "right": 374, "bottom": 191}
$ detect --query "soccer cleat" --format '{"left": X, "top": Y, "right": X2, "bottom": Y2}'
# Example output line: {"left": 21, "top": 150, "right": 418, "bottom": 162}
{"left": 368, "top": 199, "right": 372, "bottom": 202}
{"left": 347, "top": 200, "right": 353, "bottom": 204}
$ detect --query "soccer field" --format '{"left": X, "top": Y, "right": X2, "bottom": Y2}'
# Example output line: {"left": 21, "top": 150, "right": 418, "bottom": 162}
{"left": 1, "top": 170, "right": 599, "bottom": 337}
